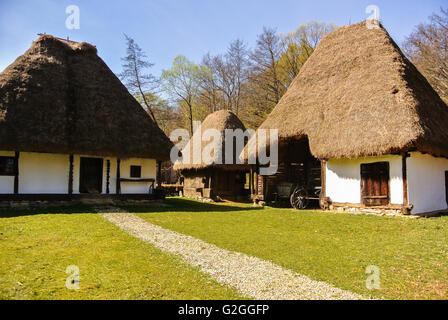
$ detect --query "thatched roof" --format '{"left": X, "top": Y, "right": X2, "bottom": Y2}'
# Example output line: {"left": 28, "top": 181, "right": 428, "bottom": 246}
{"left": 247, "top": 21, "right": 448, "bottom": 160}
{"left": 0, "top": 35, "right": 172, "bottom": 160}
{"left": 174, "top": 110, "right": 250, "bottom": 171}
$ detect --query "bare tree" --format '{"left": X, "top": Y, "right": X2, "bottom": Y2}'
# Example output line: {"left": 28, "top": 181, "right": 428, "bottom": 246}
{"left": 226, "top": 39, "right": 249, "bottom": 115}
{"left": 250, "top": 27, "right": 285, "bottom": 105}
{"left": 210, "top": 54, "right": 234, "bottom": 110}
{"left": 403, "top": 8, "right": 448, "bottom": 102}
{"left": 200, "top": 53, "right": 221, "bottom": 113}
{"left": 119, "top": 34, "right": 159, "bottom": 124}
{"left": 199, "top": 40, "right": 249, "bottom": 116}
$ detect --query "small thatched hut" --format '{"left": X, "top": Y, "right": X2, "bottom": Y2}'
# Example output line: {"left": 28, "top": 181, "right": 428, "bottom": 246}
{"left": 0, "top": 35, "right": 173, "bottom": 201}
{"left": 174, "top": 110, "right": 250, "bottom": 201}
{"left": 245, "top": 21, "right": 448, "bottom": 215}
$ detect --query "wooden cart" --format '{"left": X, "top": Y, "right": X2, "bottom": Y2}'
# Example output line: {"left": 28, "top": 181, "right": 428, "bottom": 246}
{"left": 289, "top": 185, "right": 322, "bottom": 209}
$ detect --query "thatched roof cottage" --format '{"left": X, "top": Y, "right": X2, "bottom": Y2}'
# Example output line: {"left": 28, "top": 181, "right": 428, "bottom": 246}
{"left": 245, "top": 22, "right": 448, "bottom": 215}
{"left": 0, "top": 35, "right": 173, "bottom": 202}
{"left": 174, "top": 110, "right": 250, "bottom": 201}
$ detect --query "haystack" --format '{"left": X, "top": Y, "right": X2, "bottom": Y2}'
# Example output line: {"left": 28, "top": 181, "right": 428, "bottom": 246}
{"left": 174, "top": 110, "right": 250, "bottom": 201}
{"left": 174, "top": 110, "right": 249, "bottom": 170}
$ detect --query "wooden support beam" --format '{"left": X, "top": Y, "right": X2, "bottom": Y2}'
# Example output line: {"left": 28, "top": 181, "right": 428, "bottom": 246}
{"left": 106, "top": 159, "right": 110, "bottom": 194}
{"left": 208, "top": 170, "right": 212, "bottom": 188}
{"left": 116, "top": 158, "right": 121, "bottom": 194}
{"left": 402, "top": 153, "right": 409, "bottom": 207}
{"left": 249, "top": 166, "right": 254, "bottom": 197}
{"left": 257, "top": 175, "right": 265, "bottom": 201}
{"left": 320, "top": 160, "right": 327, "bottom": 205}
{"left": 156, "top": 161, "right": 162, "bottom": 188}
{"left": 68, "top": 154, "right": 74, "bottom": 195}
{"left": 14, "top": 151, "right": 20, "bottom": 194}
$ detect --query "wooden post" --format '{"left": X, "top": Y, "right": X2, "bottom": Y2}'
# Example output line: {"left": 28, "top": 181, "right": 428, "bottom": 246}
{"left": 254, "top": 172, "right": 258, "bottom": 195}
{"left": 249, "top": 166, "right": 254, "bottom": 197}
{"left": 156, "top": 161, "right": 162, "bottom": 188}
{"left": 14, "top": 151, "right": 20, "bottom": 194}
{"left": 116, "top": 158, "right": 121, "bottom": 194}
{"left": 68, "top": 154, "right": 74, "bottom": 195}
{"left": 320, "top": 160, "right": 326, "bottom": 198}
{"left": 402, "top": 153, "right": 409, "bottom": 207}
{"left": 208, "top": 171, "right": 212, "bottom": 188}
{"left": 205, "top": 168, "right": 213, "bottom": 199}
{"left": 258, "top": 175, "right": 265, "bottom": 201}
{"left": 106, "top": 159, "right": 110, "bottom": 194}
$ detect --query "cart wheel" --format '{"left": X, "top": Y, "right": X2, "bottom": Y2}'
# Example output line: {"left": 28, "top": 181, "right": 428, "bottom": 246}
{"left": 290, "top": 187, "right": 309, "bottom": 209}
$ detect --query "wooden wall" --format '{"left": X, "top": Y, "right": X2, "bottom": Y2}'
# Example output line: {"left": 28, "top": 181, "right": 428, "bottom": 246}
{"left": 256, "top": 137, "right": 321, "bottom": 203}
{"left": 182, "top": 168, "right": 249, "bottom": 201}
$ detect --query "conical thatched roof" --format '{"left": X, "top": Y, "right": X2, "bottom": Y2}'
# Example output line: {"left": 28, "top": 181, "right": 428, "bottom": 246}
{"left": 174, "top": 110, "right": 249, "bottom": 171}
{"left": 248, "top": 21, "right": 448, "bottom": 160}
{"left": 0, "top": 35, "right": 172, "bottom": 160}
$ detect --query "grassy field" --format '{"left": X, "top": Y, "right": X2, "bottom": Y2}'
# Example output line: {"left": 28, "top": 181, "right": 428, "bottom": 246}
{"left": 133, "top": 198, "right": 448, "bottom": 300}
{"left": 0, "top": 207, "right": 243, "bottom": 300}
{"left": 2, "top": 198, "right": 448, "bottom": 300}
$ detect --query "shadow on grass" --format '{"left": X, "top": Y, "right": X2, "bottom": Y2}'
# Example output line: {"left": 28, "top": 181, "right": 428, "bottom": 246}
{"left": 123, "top": 197, "right": 258, "bottom": 214}
{"left": 0, "top": 197, "right": 260, "bottom": 218}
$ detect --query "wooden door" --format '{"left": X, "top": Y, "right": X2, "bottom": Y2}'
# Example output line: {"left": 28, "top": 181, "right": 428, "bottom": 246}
{"left": 79, "top": 158, "right": 103, "bottom": 194}
{"left": 361, "top": 162, "right": 390, "bottom": 206}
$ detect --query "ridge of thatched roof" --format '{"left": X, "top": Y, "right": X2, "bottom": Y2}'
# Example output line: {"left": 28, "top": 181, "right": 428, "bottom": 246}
{"left": 0, "top": 35, "right": 172, "bottom": 160}
{"left": 248, "top": 21, "right": 448, "bottom": 160}
{"left": 174, "top": 110, "right": 249, "bottom": 171}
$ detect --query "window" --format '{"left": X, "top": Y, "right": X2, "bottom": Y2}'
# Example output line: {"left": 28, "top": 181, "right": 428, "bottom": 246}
{"left": 130, "top": 165, "right": 142, "bottom": 178}
{"left": 0, "top": 156, "right": 15, "bottom": 176}
{"left": 361, "top": 162, "right": 390, "bottom": 206}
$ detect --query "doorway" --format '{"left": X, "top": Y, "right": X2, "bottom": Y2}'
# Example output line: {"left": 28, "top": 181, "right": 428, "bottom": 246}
{"left": 361, "top": 162, "right": 390, "bottom": 206}
{"left": 79, "top": 157, "right": 103, "bottom": 194}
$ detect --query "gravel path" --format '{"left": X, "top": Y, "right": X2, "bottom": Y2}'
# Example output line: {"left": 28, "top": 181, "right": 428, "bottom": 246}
{"left": 103, "top": 212, "right": 366, "bottom": 300}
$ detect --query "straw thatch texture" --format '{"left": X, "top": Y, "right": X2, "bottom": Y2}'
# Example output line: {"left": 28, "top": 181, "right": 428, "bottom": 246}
{"left": 0, "top": 35, "right": 172, "bottom": 160}
{"left": 174, "top": 110, "right": 250, "bottom": 171}
{"left": 249, "top": 22, "right": 448, "bottom": 160}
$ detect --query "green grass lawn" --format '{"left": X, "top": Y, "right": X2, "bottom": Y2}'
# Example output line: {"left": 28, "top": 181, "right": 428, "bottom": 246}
{"left": 132, "top": 197, "right": 448, "bottom": 300}
{"left": 0, "top": 206, "right": 243, "bottom": 300}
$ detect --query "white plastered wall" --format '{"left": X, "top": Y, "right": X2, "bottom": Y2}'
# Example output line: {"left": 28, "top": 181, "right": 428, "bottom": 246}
{"left": 0, "top": 151, "right": 15, "bottom": 194}
{"left": 73, "top": 156, "right": 156, "bottom": 194}
{"left": 407, "top": 152, "right": 448, "bottom": 214}
{"left": 72, "top": 155, "right": 117, "bottom": 194}
{"left": 19, "top": 152, "right": 70, "bottom": 194}
{"left": 120, "top": 158, "right": 157, "bottom": 194}
{"left": 1, "top": 151, "right": 157, "bottom": 195}
{"left": 326, "top": 155, "right": 404, "bottom": 205}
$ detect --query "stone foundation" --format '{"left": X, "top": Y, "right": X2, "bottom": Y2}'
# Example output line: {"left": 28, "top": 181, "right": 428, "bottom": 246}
{"left": 0, "top": 195, "right": 166, "bottom": 209}
{"left": 328, "top": 204, "right": 408, "bottom": 217}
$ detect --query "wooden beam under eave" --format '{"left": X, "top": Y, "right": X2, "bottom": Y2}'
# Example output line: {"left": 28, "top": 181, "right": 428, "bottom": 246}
{"left": 106, "top": 159, "right": 110, "bottom": 194}
{"left": 68, "top": 154, "right": 74, "bottom": 195}
{"left": 402, "top": 153, "right": 409, "bottom": 207}
{"left": 156, "top": 160, "right": 162, "bottom": 188}
{"left": 14, "top": 151, "right": 20, "bottom": 194}
{"left": 249, "top": 166, "right": 254, "bottom": 197}
{"left": 320, "top": 160, "right": 327, "bottom": 204}
{"left": 116, "top": 158, "right": 121, "bottom": 194}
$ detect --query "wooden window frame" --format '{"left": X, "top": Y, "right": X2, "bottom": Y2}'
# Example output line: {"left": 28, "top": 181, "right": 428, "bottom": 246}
{"left": 0, "top": 156, "right": 16, "bottom": 176}
{"left": 360, "top": 162, "right": 390, "bottom": 207}
{"left": 130, "top": 165, "right": 142, "bottom": 178}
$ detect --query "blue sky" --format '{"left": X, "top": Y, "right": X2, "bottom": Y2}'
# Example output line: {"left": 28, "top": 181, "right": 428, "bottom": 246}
{"left": 0, "top": 0, "right": 445, "bottom": 76}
